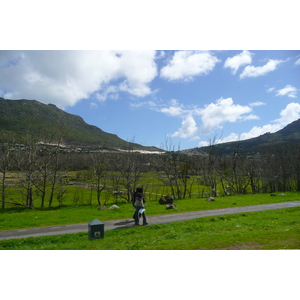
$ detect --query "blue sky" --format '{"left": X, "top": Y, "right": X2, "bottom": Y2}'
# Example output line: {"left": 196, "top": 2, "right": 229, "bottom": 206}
{"left": 1, "top": 1, "right": 299, "bottom": 150}
{"left": 1, "top": 50, "right": 299, "bottom": 150}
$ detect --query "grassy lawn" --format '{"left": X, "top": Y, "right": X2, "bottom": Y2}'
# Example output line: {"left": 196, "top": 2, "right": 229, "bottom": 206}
{"left": 0, "top": 207, "right": 299, "bottom": 250}
{"left": 1, "top": 192, "right": 299, "bottom": 250}
{"left": 0, "top": 192, "right": 299, "bottom": 231}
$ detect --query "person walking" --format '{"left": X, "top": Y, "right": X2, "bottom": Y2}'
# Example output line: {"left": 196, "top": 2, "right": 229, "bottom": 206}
{"left": 134, "top": 192, "right": 148, "bottom": 226}
{"left": 132, "top": 187, "right": 143, "bottom": 220}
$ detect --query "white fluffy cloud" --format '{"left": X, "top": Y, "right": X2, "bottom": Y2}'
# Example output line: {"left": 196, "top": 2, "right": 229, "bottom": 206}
{"left": 158, "top": 97, "right": 255, "bottom": 140}
{"left": 267, "top": 84, "right": 298, "bottom": 99}
{"left": 117, "top": 51, "right": 158, "bottom": 97}
{"left": 160, "top": 50, "right": 220, "bottom": 81}
{"left": 159, "top": 99, "right": 186, "bottom": 117}
{"left": 240, "top": 103, "right": 300, "bottom": 138}
{"left": 95, "top": 85, "right": 119, "bottom": 102}
{"left": 195, "top": 97, "right": 253, "bottom": 134}
{"left": 0, "top": 50, "right": 157, "bottom": 108}
{"left": 172, "top": 115, "right": 199, "bottom": 138}
{"left": 275, "top": 102, "right": 300, "bottom": 125}
{"left": 160, "top": 106, "right": 185, "bottom": 117}
{"left": 240, "top": 59, "right": 283, "bottom": 79}
{"left": 275, "top": 85, "right": 297, "bottom": 98}
{"left": 224, "top": 50, "right": 253, "bottom": 74}
{"left": 211, "top": 102, "right": 300, "bottom": 146}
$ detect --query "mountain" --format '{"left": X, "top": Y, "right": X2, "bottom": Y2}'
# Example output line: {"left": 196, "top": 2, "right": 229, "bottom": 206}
{"left": 0, "top": 97, "right": 161, "bottom": 152}
{"left": 188, "top": 118, "right": 300, "bottom": 155}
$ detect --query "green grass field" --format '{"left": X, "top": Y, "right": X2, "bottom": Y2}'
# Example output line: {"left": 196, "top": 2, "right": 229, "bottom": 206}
{"left": 1, "top": 207, "right": 299, "bottom": 250}
{"left": 0, "top": 192, "right": 300, "bottom": 231}
{"left": 0, "top": 192, "right": 299, "bottom": 250}
{"left": 1, "top": 192, "right": 299, "bottom": 230}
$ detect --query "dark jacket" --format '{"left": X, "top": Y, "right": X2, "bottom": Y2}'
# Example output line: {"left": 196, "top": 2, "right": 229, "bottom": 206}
{"left": 134, "top": 196, "right": 144, "bottom": 207}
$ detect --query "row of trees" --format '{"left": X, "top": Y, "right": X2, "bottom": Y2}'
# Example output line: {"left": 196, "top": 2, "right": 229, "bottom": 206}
{"left": 0, "top": 133, "right": 154, "bottom": 210}
{"left": 1, "top": 136, "right": 300, "bottom": 211}
{"left": 190, "top": 140, "right": 300, "bottom": 196}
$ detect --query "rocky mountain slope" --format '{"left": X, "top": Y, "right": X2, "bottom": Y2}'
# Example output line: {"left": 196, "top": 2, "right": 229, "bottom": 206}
{"left": 0, "top": 97, "right": 161, "bottom": 152}
{"left": 188, "top": 118, "right": 300, "bottom": 155}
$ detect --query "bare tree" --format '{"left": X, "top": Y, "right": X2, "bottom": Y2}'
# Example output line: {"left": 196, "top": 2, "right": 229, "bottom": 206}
{"left": 222, "top": 142, "right": 250, "bottom": 194}
{"left": 0, "top": 142, "right": 12, "bottom": 210}
{"left": 245, "top": 155, "right": 262, "bottom": 194}
{"left": 86, "top": 151, "right": 109, "bottom": 208}
{"left": 155, "top": 138, "right": 189, "bottom": 199}
{"left": 259, "top": 143, "right": 293, "bottom": 193}
{"left": 33, "top": 146, "right": 52, "bottom": 208}
{"left": 14, "top": 136, "right": 39, "bottom": 209}
{"left": 43, "top": 126, "right": 71, "bottom": 208}
{"left": 200, "top": 137, "right": 221, "bottom": 197}
{"left": 48, "top": 145, "right": 68, "bottom": 207}
{"left": 109, "top": 138, "right": 146, "bottom": 202}
{"left": 290, "top": 141, "right": 300, "bottom": 191}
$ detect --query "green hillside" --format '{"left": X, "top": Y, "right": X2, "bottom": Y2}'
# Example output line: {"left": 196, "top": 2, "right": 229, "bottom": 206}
{"left": 0, "top": 97, "right": 160, "bottom": 151}
{"left": 191, "top": 118, "right": 300, "bottom": 155}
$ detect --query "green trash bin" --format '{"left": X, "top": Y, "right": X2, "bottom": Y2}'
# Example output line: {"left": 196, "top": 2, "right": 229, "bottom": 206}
{"left": 88, "top": 218, "right": 104, "bottom": 239}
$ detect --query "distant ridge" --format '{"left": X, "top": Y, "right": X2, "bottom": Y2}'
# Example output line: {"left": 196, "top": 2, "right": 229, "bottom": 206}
{"left": 0, "top": 97, "right": 162, "bottom": 152}
{"left": 188, "top": 118, "right": 300, "bottom": 155}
